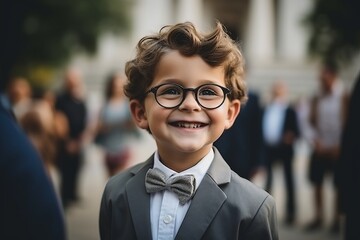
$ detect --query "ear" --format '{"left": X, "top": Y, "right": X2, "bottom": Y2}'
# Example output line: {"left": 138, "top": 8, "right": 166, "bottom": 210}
{"left": 129, "top": 99, "right": 149, "bottom": 130}
{"left": 224, "top": 99, "right": 241, "bottom": 129}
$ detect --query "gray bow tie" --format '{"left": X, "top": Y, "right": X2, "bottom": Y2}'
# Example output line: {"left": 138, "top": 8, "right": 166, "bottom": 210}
{"left": 145, "top": 168, "right": 196, "bottom": 205}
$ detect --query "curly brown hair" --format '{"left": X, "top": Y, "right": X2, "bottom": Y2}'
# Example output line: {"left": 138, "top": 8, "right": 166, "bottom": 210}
{"left": 124, "top": 21, "right": 247, "bottom": 104}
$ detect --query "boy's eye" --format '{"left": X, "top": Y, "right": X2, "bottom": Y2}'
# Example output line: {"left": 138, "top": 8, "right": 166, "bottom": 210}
{"left": 199, "top": 86, "right": 220, "bottom": 96}
{"left": 158, "top": 86, "right": 182, "bottom": 96}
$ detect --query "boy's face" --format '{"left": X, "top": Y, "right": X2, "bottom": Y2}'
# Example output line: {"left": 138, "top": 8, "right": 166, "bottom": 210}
{"left": 130, "top": 50, "right": 240, "bottom": 169}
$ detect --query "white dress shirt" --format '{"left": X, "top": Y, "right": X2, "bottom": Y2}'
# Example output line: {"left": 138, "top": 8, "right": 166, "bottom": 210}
{"left": 316, "top": 81, "right": 344, "bottom": 148}
{"left": 263, "top": 100, "right": 287, "bottom": 145}
{"left": 150, "top": 149, "right": 214, "bottom": 240}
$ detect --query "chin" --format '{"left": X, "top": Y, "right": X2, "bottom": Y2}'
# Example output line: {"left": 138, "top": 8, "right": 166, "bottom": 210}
{"left": 176, "top": 143, "right": 211, "bottom": 154}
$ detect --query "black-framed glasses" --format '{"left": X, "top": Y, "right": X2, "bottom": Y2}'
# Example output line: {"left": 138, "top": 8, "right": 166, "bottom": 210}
{"left": 145, "top": 83, "right": 230, "bottom": 109}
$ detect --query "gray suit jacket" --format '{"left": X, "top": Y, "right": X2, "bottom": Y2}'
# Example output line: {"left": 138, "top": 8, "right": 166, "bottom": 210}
{"left": 99, "top": 148, "right": 278, "bottom": 240}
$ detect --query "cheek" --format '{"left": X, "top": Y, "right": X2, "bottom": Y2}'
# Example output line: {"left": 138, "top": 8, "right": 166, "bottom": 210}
{"left": 208, "top": 109, "right": 227, "bottom": 125}
{"left": 211, "top": 106, "right": 233, "bottom": 129}
{"left": 145, "top": 104, "right": 168, "bottom": 126}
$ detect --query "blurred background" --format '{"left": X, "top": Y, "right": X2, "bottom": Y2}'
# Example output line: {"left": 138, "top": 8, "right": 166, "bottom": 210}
{"left": 1, "top": 0, "right": 360, "bottom": 239}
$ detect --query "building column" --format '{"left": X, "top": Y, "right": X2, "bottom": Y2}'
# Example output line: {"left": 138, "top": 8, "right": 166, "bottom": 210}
{"left": 245, "top": 0, "right": 275, "bottom": 66}
{"left": 175, "top": 0, "right": 204, "bottom": 30}
{"left": 131, "top": 0, "right": 173, "bottom": 43}
{"left": 277, "top": 0, "right": 312, "bottom": 63}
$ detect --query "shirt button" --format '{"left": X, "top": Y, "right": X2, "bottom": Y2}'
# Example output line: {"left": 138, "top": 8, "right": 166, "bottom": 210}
{"left": 163, "top": 215, "right": 173, "bottom": 224}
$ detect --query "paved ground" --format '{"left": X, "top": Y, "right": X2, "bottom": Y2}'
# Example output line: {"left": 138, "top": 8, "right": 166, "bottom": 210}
{"left": 58, "top": 133, "right": 344, "bottom": 240}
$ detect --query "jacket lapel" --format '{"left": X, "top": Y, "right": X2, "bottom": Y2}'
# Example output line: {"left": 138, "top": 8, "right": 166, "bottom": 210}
{"left": 126, "top": 156, "right": 154, "bottom": 240}
{"left": 175, "top": 147, "right": 231, "bottom": 240}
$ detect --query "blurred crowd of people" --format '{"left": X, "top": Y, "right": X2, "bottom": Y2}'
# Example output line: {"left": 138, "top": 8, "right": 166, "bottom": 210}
{"left": 3, "top": 67, "right": 142, "bottom": 209}
{"left": 5, "top": 69, "right": 88, "bottom": 208}
{"left": 216, "top": 61, "right": 358, "bottom": 239}
{"left": 2, "top": 61, "right": 359, "bottom": 239}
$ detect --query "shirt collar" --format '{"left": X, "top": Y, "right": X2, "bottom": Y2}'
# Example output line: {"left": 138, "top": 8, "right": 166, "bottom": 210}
{"left": 153, "top": 149, "right": 214, "bottom": 190}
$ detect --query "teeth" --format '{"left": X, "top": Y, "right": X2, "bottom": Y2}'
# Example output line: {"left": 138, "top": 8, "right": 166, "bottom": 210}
{"left": 176, "top": 122, "right": 202, "bottom": 128}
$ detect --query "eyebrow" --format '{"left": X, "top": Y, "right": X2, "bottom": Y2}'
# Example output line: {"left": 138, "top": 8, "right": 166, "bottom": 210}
{"left": 156, "top": 79, "right": 222, "bottom": 87}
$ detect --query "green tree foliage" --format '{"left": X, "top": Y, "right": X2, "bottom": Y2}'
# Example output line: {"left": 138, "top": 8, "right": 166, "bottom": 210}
{"left": 0, "top": 0, "right": 131, "bottom": 89}
{"left": 304, "top": 0, "right": 360, "bottom": 66}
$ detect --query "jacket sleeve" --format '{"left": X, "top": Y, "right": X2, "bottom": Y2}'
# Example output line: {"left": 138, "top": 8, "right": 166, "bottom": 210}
{"left": 99, "top": 185, "right": 112, "bottom": 240}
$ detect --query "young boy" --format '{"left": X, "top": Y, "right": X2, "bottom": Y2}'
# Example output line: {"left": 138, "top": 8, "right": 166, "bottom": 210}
{"left": 99, "top": 21, "right": 278, "bottom": 240}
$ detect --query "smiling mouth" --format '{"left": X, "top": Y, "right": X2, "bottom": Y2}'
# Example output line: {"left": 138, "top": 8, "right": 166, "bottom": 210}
{"left": 170, "top": 121, "right": 208, "bottom": 129}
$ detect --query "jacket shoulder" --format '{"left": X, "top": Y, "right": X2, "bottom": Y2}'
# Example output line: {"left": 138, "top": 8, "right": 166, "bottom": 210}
{"left": 225, "top": 172, "right": 274, "bottom": 215}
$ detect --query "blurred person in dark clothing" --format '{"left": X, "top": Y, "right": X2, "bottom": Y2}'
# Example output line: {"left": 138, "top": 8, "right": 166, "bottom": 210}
{"left": 55, "top": 68, "right": 88, "bottom": 208}
{"left": 262, "top": 80, "right": 300, "bottom": 225}
{"left": 339, "top": 72, "right": 360, "bottom": 240}
{"left": 0, "top": 85, "right": 66, "bottom": 240}
{"left": 214, "top": 90, "right": 263, "bottom": 180}
{"left": 306, "top": 62, "right": 348, "bottom": 232}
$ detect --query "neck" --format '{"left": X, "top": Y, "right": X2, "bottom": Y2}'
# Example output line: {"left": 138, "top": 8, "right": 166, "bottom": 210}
{"left": 157, "top": 146, "right": 212, "bottom": 172}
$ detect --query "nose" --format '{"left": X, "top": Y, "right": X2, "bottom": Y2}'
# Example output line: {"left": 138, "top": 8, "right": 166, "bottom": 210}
{"left": 178, "top": 91, "right": 201, "bottom": 111}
